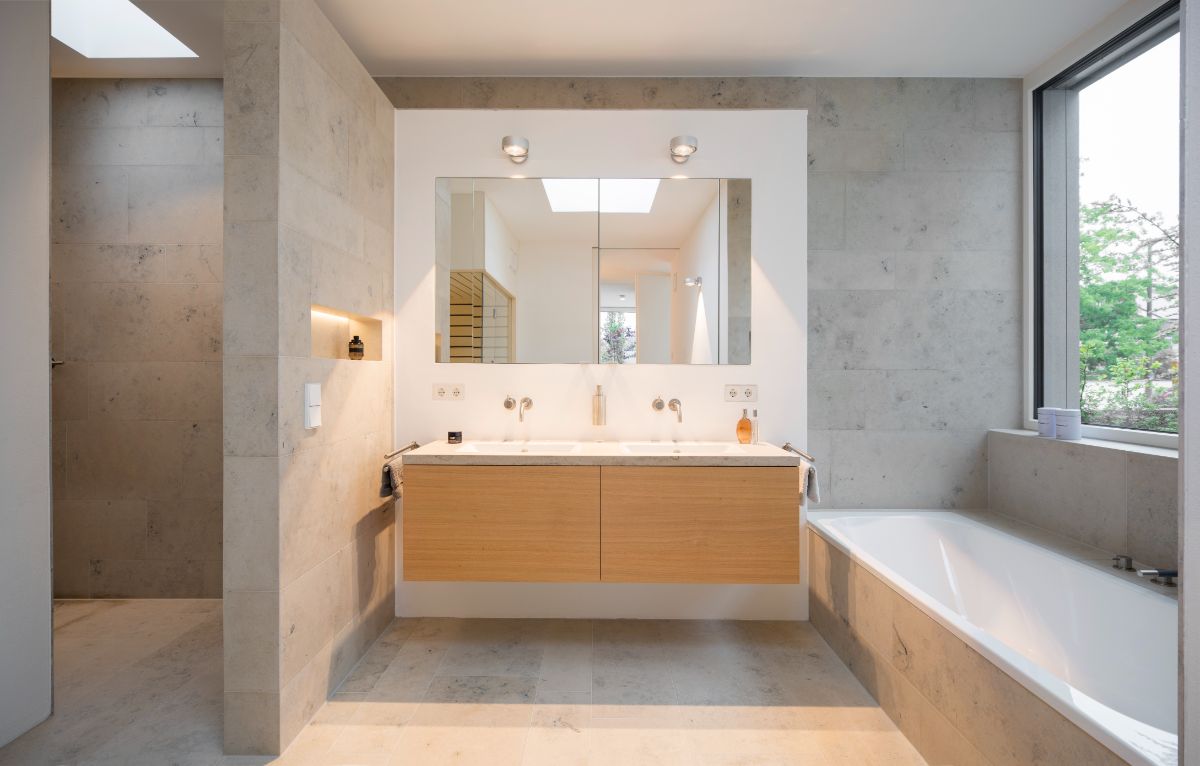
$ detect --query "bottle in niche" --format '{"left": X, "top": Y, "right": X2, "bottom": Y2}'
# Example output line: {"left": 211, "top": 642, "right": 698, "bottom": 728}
{"left": 736, "top": 408, "right": 752, "bottom": 444}
{"left": 348, "top": 335, "right": 365, "bottom": 360}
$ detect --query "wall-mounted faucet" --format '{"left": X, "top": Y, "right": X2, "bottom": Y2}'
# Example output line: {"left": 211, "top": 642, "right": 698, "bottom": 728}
{"left": 503, "top": 395, "right": 534, "bottom": 422}
{"left": 668, "top": 398, "right": 683, "bottom": 423}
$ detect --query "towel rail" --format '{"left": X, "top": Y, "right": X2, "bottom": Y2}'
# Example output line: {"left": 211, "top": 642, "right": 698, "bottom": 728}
{"left": 782, "top": 442, "right": 815, "bottom": 462}
{"left": 384, "top": 441, "right": 420, "bottom": 460}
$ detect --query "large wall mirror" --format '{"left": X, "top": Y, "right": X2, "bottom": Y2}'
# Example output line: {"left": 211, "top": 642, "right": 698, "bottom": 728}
{"left": 434, "top": 177, "right": 751, "bottom": 364}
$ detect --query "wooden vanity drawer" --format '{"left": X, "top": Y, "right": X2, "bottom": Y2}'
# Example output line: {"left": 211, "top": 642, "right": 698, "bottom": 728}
{"left": 403, "top": 464, "right": 601, "bottom": 582}
{"left": 600, "top": 466, "right": 800, "bottom": 584}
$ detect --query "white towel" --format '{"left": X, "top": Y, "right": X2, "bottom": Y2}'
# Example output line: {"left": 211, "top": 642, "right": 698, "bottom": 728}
{"left": 801, "top": 461, "right": 820, "bottom": 505}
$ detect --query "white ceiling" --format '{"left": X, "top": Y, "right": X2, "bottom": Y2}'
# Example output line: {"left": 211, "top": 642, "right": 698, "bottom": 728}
{"left": 315, "top": 0, "right": 1131, "bottom": 78}
{"left": 52, "top": 0, "right": 1132, "bottom": 79}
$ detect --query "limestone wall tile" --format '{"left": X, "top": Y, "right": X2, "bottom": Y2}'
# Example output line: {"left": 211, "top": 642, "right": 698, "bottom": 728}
{"left": 1127, "top": 453, "right": 1179, "bottom": 568}
{"left": 808, "top": 251, "right": 895, "bottom": 290}
{"left": 830, "top": 430, "right": 988, "bottom": 509}
{"left": 893, "top": 250, "right": 1019, "bottom": 291}
{"left": 225, "top": 155, "right": 279, "bottom": 223}
{"left": 223, "top": 220, "right": 280, "bottom": 357}
{"left": 88, "top": 361, "right": 221, "bottom": 422}
{"left": 223, "top": 690, "right": 281, "bottom": 754}
{"left": 845, "top": 171, "right": 1019, "bottom": 251}
{"left": 223, "top": 455, "right": 280, "bottom": 592}
{"left": 988, "top": 432, "right": 1129, "bottom": 551}
{"left": 223, "top": 355, "right": 279, "bottom": 458}
{"left": 52, "top": 165, "right": 129, "bottom": 244}
{"left": 128, "top": 164, "right": 223, "bottom": 243}
{"left": 223, "top": 20, "right": 281, "bottom": 158}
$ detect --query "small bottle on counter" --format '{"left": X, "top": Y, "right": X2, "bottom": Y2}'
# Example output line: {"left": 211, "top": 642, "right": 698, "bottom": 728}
{"left": 736, "top": 408, "right": 752, "bottom": 444}
{"left": 751, "top": 408, "right": 760, "bottom": 444}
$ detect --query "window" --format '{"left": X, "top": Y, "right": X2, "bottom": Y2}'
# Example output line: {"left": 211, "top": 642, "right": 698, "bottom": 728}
{"left": 1034, "top": 2, "right": 1180, "bottom": 442}
{"left": 600, "top": 310, "right": 637, "bottom": 363}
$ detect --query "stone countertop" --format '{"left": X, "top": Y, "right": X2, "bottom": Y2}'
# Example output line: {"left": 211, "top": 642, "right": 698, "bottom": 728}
{"left": 402, "top": 440, "right": 805, "bottom": 467}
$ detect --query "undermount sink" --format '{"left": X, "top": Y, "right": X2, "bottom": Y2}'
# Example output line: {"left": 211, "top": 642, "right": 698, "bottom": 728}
{"left": 620, "top": 441, "right": 745, "bottom": 456}
{"left": 454, "top": 441, "right": 581, "bottom": 454}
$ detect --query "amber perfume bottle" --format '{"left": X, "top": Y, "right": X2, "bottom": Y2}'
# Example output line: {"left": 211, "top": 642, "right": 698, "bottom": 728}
{"left": 736, "top": 408, "right": 752, "bottom": 444}
{"left": 348, "top": 335, "right": 365, "bottom": 360}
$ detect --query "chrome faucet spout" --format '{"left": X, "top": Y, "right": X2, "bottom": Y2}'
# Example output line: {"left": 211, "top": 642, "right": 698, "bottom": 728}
{"left": 668, "top": 398, "right": 682, "bottom": 423}
{"left": 519, "top": 396, "right": 533, "bottom": 422}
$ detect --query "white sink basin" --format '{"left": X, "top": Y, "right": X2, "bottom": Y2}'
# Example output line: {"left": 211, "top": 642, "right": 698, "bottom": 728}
{"left": 620, "top": 441, "right": 745, "bottom": 456}
{"left": 454, "top": 441, "right": 581, "bottom": 455}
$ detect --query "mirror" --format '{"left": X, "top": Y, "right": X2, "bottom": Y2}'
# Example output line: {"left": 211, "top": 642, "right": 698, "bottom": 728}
{"left": 434, "top": 177, "right": 750, "bottom": 364}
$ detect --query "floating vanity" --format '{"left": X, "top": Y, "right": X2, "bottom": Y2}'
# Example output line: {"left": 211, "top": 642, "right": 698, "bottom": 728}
{"left": 401, "top": 441, "right": 803, "bottom": 585}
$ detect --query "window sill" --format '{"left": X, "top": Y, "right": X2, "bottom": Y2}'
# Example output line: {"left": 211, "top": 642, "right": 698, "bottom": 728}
{"left": 995, "top": 428, "right": 1178, "bottom": 460}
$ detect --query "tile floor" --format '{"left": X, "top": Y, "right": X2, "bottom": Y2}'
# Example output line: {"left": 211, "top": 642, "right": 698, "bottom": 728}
{"left": 0, "top": 600, "right": 927, "bottom": 765}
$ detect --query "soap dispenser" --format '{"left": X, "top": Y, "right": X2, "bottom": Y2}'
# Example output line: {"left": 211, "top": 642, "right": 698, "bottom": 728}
{"left": 736, "top": 408, "right": 752, "bottom": 444}
{"left": 592, "top": 385, "right": 606, "bottom": 426}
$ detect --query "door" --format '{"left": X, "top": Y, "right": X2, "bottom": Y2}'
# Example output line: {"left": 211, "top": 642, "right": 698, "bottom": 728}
{"left": 0, "top": 0, "right": 53, "bottom": 747}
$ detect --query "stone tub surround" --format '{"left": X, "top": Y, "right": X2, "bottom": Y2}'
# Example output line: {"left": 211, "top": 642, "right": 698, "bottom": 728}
{"left": 223, "top": 0, "right": 395, "bottom": 755}
{"left": 809, "top": 530, "right": 1126, "bottom": 766}
{"left": 988, "top": 429, "right": 1179, "bottom": 570}
{"left": 403, "top": 440, "right": 804, "bottom": 466}
{"left": 375, "top": 76, "right": 1023, "bottom": 509}
{"left": 50, "top": 78, "right": 224, "bottom": 599}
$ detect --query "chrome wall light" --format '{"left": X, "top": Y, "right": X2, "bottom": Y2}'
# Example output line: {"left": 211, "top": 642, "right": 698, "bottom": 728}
{"left": 501, "top": 135, "right": 529, "bottom": 164}
{"left": 683, "top": 276, "right": 702, "bottom": 288}
{"left": 669, "top": 135, "right": 698, "bottom": 164}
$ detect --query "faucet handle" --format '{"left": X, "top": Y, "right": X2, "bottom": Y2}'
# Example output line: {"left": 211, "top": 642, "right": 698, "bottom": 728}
{"left": 1112, "top": 554, "right": 1134, "bottom": 571}
{"left": 1136, "top": 568, "right": 1178, "bottom": 587}
{"left": 652, "top": 397, "right": 665, "bottom": 411}
{"left": 503, "top": 396, "right": 516, "bottom": 410}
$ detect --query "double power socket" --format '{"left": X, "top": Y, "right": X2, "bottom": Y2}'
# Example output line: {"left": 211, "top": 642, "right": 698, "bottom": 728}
{"left": 723, "top": 384, "right": 758, "bottom": 402}
{"left": 432, "top": 383, "right": 465, "bottom": 400}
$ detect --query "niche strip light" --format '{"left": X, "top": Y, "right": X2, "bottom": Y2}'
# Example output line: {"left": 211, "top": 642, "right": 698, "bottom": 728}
{"left": 52, "top": 0, "right": 197, "bottom": 59}
{"left": 542, "top": 179, "right": 661, "bottom": 214}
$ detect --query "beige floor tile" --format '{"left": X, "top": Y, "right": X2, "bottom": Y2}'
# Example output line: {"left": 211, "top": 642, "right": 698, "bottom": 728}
{"left": 3, "top": 607, "right": 933, "bottom": 766}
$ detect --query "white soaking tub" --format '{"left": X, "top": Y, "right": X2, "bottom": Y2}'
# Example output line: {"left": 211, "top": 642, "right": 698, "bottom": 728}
{"left": 808, "top": 510, "right": 1177, "bottom": 766}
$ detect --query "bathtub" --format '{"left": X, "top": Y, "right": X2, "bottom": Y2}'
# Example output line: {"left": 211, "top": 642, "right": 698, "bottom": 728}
{"left": 808, "top": 510, "right": 1177, "bottom": 766}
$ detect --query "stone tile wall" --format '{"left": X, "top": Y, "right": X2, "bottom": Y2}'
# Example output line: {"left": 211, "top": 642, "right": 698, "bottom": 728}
{"left": 375, "top": 76, "right": 1024, "bottom": 508}
{"left": 809, "top": 531, "right": 1127, "bottom": 765}
{"left": 50, "top": 79, "right": 224, "bottom": 598}
{"left": 988, "top": 429, "right": 1179, "bottom": 568}
{"left": 223, "top": 0, "right": 395, "bottom": 754}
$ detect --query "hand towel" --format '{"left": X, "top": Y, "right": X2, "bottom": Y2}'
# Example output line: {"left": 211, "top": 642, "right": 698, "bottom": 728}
{"left": 379, "top": 457, "right": 404, "bottom": 499}
{"left": 800, "top": 460, "right": 820, "bottom": 505}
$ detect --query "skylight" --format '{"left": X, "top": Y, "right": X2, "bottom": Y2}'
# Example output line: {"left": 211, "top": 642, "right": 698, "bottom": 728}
{"left": 52, "top": 0, "right": 198, "bottom": 59}
{"left": 542, "top": 179, "right": 660, "bottom": 213}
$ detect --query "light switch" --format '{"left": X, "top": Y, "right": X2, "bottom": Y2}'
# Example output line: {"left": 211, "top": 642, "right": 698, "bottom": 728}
{"left": 304, "top": 382, "right": 321, "bottom": 429}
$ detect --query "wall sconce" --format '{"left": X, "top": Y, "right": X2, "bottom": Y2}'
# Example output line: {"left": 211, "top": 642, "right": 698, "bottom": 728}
{"left": 683, "top": 276, "right": 702, "bottom": 288}
{"left": 501, "top": 135, "right": 529, "bottom": 164}
{"left": 670, "top": 135, "right": 698, "bottom": 164}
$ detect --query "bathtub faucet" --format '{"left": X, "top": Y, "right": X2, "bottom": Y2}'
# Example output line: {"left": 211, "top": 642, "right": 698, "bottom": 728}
{"left": 1136, "top": 568, "right": 1177, "bottom": 587}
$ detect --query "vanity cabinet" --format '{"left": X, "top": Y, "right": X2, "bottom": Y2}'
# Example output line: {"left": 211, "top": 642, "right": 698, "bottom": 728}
{"left": 401, "top": 463, "right": 799, "bottom": 584}
{"left": 403, "top": 465, "right": 600, "bottom": 581}
{"left": 600, "top": 467, "right": 800, "bottom": 584}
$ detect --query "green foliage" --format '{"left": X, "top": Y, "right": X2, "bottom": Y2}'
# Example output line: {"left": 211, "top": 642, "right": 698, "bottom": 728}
{"left": 600, "top": 311, "right": 636, "bottom": 364}
{"left": 1078, "top": 197, "right": 1178, "bottom": 432}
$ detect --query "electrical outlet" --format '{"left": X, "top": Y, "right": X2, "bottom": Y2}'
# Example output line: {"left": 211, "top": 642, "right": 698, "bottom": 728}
{"left": 432, "top": 383, "right": 449, "bottom": 400}
{"left": 449, "top": 384, "right": 465, "bottom": 400}
{"left": 724, "top": 384, "right": 758, "bottom": 402}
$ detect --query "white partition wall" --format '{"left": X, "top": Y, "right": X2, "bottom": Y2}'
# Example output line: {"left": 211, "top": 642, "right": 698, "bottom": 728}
{"left": 0, "top": 0, "right": 52, "bottom": 748}
{"left": 393, "top": 109, "right": 807, "bottom": 619}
